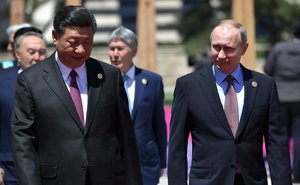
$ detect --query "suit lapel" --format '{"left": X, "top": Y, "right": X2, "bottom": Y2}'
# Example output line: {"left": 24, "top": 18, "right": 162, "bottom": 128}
{"left": 131, "top": 67, "right": 144, "bottom": 119}
{"left": 199, "top": 66, "right": 234, "bottom": 136}
{"left": 42, "top": 54, "right": 84, "bottom": 132}
{"left": 85, "top": 59, "right": 102, "bottom": 132}
{"left": 236, "top": 66, "right": 258, "bottom": 138}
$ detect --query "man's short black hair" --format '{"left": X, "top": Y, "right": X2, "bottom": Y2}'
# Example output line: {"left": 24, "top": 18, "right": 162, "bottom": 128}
{"left": 53, "top": 5, "right": 97, "bottom": 37}
{"left": 14, "top": 27, "right": 43, "bottom": 42}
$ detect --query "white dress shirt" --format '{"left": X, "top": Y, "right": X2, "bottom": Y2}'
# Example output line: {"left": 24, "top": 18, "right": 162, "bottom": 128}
{"left": 55, "top": 52, "right": 88, "bottom": 124}
{"left": 123, "top": 65, "right": 136, "bottom": 114}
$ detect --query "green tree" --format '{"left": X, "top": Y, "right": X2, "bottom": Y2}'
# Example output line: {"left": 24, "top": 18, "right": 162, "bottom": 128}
{"left": 255, "top": 0, "right": 300, "bottom": 45}
{"left": 177, "top": 0, "right": 300, "bottom": 55}
{"left": 176, "top": 0, "right": 231, "bottom": 55}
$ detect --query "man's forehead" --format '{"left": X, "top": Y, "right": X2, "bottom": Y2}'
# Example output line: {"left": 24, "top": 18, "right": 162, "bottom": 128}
{"left": 212, "top": 25, "right": 240, "bottom": 40}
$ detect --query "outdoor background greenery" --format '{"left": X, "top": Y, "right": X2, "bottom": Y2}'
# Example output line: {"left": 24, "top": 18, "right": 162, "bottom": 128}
{"left": 3, "top": 0, "right": 300, "bottom": 55}
{"left": 176, "top": 0, "right": 300, "bottom": 58}
{"left": 2, "top": 0, "right": 300, "bottom": 106}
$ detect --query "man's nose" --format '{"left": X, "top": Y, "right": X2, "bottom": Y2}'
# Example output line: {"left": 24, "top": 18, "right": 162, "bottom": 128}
{"left": 113, "top": 48, "right": 119, "bottom": 55}
{"left": 75, "top": 45, "right": 86, "bottom": 53}
{"left": 33, "top": 52, "right": 44, "bottom": 62}
{"left": 7, "top": 42, "right": 13, "bottom": 52}
{"left": 218, "top": 49, "right": 226, "bottom": 59}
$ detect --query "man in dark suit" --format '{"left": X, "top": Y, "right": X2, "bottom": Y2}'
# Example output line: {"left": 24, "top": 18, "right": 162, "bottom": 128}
{"left": 11, "top": 6, "right": 142, "bottom": 185}
{"left": 168, "top": 19, "right": 292, "bottom": 185}
{"left": 264, "top": 21, "right": 300, "bottom": 183}
{"left": 0, "top": 26, "right": 47, "bottom": 185}
{"left": 107, "top": 26, "right": 167, "bottom": 185}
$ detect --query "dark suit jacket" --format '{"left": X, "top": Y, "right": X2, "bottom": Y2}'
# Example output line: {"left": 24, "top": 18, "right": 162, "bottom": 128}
{"left": 11, "top": 53, "right": 143, "bottom": 185}
{"left": 168, "top": 64, "right": 292, "bottom": 185}
{"left": 0, "top": 66, "right": 18, "bottom": 184}
{"left": 131, "top": 67, "right": 167, "bottom": 185}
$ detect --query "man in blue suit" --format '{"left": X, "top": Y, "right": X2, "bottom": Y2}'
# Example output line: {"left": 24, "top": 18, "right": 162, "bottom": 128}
{"left": 0, "top": 27, "right": 47, "bottom": 185}
{"left": 107, "top": 26, "right": 167, "bottom": 185}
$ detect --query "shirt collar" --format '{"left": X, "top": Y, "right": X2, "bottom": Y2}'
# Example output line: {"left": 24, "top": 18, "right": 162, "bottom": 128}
{"left": 123, "top": 65, "right": 135, "bottom": 80}
{"left": 55, "top": 52, "right": 86, "bottom": 82}
{"left": 213, "top": 64, "right": 243, "bottom": 86}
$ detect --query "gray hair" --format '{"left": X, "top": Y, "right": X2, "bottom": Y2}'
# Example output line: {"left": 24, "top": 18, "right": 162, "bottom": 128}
{"left": 14, "top": 31, "right": 46, "bottom": 51}
{"left": 107, "top": 26, "right": 138, "bottom": 49}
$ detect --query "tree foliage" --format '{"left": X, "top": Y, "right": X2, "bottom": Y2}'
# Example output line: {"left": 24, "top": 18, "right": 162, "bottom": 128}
{"left": 255, "top": 0, "right": 300, "bottom": 45}
{"left": 177, "top": 0, "right": 300, "bottom": 55}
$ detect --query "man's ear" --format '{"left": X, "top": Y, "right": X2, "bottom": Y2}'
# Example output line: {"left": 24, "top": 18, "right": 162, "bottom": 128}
{"left": 241, "top": 43, "right": 249, "bottom": 55}
{"left": 15, "top": 50, "right": 21, "bottom": 62}
{"left": 52, "top": 30, "right": 57, "bottom": 44}
{"left": 132, "top": 47, "right": 138, "bottom": 56}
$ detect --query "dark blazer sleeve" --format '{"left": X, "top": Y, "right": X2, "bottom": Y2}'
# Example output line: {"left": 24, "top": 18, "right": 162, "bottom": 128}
{"left": 264, "top": 78, "right": 292, "bottom": 185}
{"left": 167, "top": 77, "right": 190, "bottom": 185}
{"left": 153, "top": 76, "right": 167, "bottom": 168}
{"left": 11, "top": 72, "right": 42, "bottom": 185}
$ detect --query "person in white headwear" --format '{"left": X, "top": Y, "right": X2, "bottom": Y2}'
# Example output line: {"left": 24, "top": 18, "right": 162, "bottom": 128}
{"left": 0, "top": 23, "right": 31, "bottom": 70}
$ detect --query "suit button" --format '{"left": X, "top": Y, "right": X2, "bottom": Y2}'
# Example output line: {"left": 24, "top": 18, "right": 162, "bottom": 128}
{"left": 81, "top": 165, "right": 86, "bottom": 170}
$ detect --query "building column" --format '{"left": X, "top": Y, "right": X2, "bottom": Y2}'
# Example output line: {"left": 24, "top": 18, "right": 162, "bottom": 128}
{"left": 137, "top": 0, "right": 157, "bottom": 72}
{"left": 10, "top": 0, "right": 25, "bottom": 24}
{"left": 65, "top": 0, "right": 82, "bottom": 5}
{"left": 232, "top": 0, "right": 256, "bottom": 70}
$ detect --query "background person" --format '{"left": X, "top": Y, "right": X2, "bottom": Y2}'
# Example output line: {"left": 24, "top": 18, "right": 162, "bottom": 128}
{"left": 168, "top": 19, "right": 292, "bottom": 185}
{"left": 13, "top": 27, "right": 48, "bottom": 72}
{"left": 187, "top": 47, "right": 212, "bottom": 71}
{"left": 0, "top": 26, "right": 47, "bottom": 185}
{"left": 11, "top": 6, "right": 142, "bottom": 185}
{"left": 264, "top": 21, "right": 300, "bottom": 183}
{"left": 107, "top": 26, "right": 167, "bottom": 185}
{"left": 0, "top": 23, "right": 31, "bottom": 70}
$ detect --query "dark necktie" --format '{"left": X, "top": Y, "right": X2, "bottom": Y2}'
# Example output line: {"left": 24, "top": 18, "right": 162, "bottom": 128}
{"left": 69, "top": 70, "right": 85, "bottom": 126}
{"left": 224, "top": 75, "right": 238, "bottom": 136}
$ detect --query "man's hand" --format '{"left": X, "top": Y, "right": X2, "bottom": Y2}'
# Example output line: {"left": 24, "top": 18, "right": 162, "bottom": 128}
{"left": 0, "top": 167, "right": 5, "bottom": 185}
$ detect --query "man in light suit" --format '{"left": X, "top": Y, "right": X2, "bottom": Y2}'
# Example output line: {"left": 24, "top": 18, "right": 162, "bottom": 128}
{"left": 264, "top": 21, "right": 300, "bottom": 183}
{"left": 0, "top": 26, "right": 47, "bottom": 185}
{"left": 11, "top": 6, "right": 142, "bottom": 185}
{"left": 168, "top": 19, "right": 292, "bottom": 185}
{"left": 107, "top": 26, "right": 167, "bottom": 185}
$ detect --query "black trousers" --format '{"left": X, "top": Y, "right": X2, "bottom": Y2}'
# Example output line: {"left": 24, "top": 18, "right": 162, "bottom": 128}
{"left": 86, "top": 168, "right": 92, "bottom": 185}
{"left": 234, "top": 174, "right": 245, "bottom": 185}
{"left": 280, "top": 102, "right": 300, "bottom": 180}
